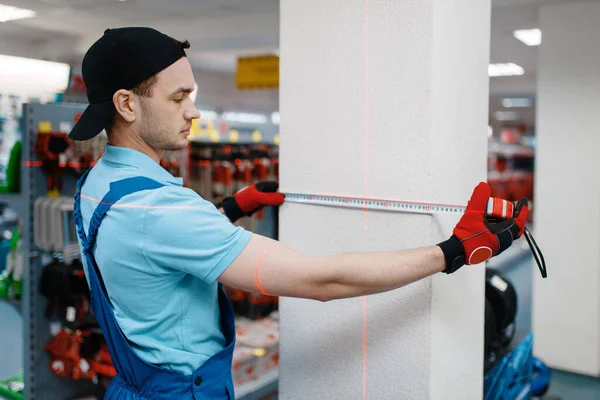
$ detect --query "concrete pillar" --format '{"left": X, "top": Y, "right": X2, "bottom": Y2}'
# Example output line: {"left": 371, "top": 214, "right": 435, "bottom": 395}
{"left": 533, "top": 1, "right": 600, "bottom": 377}
{"left": 279, "top": 0, "right": 491, "bottom": 398}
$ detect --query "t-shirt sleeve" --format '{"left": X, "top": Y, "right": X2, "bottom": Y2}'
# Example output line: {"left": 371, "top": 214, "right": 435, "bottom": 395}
{"left": 142, "top": 186, "right": 252, "bottom": 284}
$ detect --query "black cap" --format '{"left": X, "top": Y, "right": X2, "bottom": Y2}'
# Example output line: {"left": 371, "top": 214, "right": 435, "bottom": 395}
{"left": 69, "top": 27, "right": 188, "bottom": 141}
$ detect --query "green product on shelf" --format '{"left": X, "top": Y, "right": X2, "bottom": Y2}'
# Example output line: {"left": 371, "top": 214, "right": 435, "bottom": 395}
{"left": 0, "top": 270, "right": 11, "bottom": 300}
{"left": 9, "top": 226, "right": 22, "bottom": 298}
{"left": 0, "top": 140, "right": 21, "bottom": 193}
{"left": 0, "top": 226, "right": 21, "bottom": 299}
{"left": 0, "top": 372, "right": 24, "bottom": 400}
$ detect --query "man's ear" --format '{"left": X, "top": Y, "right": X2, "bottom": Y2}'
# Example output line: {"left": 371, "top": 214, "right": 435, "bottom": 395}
{"left": 113, "top": 89, "right": 137, "bottom": 123}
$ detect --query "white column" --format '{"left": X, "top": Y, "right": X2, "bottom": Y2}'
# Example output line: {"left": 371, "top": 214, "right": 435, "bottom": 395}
{"left": 279, "top": 0, "right": 491, "bottom": 398}
{"left": 533, "top": 1, "right": 600, "bottom": 377}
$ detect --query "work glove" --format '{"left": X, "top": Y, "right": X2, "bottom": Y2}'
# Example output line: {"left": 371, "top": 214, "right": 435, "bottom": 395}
{"left": 220, "top": 181, "right": 285, "bottom": 223}
{"left": 437, "top": 182, "right": 529, "bottom": 274}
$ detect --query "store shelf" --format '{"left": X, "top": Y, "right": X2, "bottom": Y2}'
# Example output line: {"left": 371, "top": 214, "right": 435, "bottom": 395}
{"left": 189, "top": 137, "right": 278, "bottom": 146}
{"left": 235, "top": 368, "right": 278, "bottom": 400}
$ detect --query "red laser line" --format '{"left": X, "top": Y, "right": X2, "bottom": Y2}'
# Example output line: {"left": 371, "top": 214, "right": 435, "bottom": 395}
{"left": 363, "top": 0, "right": 370, "bottom": 233}
{"left": 76, "top": 193, "right": 204, "bottom": 210}
{"left": 254, "top": 250, "right": 270, "bottom": 296}
{"left": 363, "top": 0, "right": 369, "bottom": 398}
{"left": 22, "top": 161, "right": 43, "bottom": 167}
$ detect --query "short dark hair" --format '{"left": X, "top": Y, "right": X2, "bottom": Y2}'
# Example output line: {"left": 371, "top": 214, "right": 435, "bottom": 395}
{"left": 105, "top": 38, "right": 190, "bottom": 135}
{"left": 131, "top": 74, "right": 159, "bottom": 97}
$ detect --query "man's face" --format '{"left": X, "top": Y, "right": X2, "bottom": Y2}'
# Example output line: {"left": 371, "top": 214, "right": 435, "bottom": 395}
{"left": 138, "top": 58, "right": 199, "bottom": 151}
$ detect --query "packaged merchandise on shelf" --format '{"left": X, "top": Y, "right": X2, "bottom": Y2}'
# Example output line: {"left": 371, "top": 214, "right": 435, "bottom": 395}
{"left": 0, "top": 140, "right": 22, "bottom": 193}
{"left": 233, "top": 312, "right": 280, "bottom": 385}
{"left": 44, "top": 328, "right": 116, "bottom": 385}
{"left": 487, "top": 132, "right": 535, "bottom": 221}
{"left": 0, "top": 372, "right": 24, "bottom": 400}
{"left": 232, "top": 345, "right": 258, "bottom": 386}
{"left": 0, "top": 225, "right": 23, "bottom": 300}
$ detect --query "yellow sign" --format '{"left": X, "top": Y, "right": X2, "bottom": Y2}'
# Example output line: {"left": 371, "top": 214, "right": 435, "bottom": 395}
{"left": 228, "top": 130, "right": 239, "bottom": 143}
{"left": 252, "top": 130, "right": 262, "bottom": 143}
{"left": 236, "top": 55, "right": 279, "bottom": 89}
{"left": 210, "top": 130, "right": 220, "bottom": 143}
{"left": 190, "top": 119, "right": 201, "bottom": 137}
{"left": 274, "top": 133, "right": 280, "bottom": 146}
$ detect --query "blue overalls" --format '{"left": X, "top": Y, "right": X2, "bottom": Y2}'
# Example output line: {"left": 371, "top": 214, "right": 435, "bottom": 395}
{"left": 73, "top": 170, "right": 237, "bottom": 399}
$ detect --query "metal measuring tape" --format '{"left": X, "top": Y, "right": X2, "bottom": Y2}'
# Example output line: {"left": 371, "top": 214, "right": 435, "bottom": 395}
{"left": 283, "top": 193, "right": 515, "bottom": 219}
{"left": 283, "top": 192, "right": 546, "bottom": 278}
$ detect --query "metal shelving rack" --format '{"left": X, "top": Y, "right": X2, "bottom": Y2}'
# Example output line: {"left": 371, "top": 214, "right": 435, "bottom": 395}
{"left": 19, "top": 102, "right": 280, "bottom": 400}
{"left": 21, "top": 102, "right": 104, "bottom": 400}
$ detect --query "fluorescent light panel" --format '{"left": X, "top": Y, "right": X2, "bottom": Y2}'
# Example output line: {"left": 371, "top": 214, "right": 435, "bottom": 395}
{"left": 489, "top": 63, "right": 524, "bottom": 77}
{"left": 0, "top": 54, "right": 70, "bottom": 93}
{"left": 0, "top": 4, "right": 36, "bottom": 22}
{"left": 502, "top": 98, "right": 532, "bottom": 108}
{"left": 513, "top": 28, "right": 542, "bottom": 46}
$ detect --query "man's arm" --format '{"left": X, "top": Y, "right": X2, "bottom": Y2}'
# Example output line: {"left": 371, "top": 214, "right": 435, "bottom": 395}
{"left": 218, "top": 182, "right": 530, "bottom": 302}
{"left": 218, "top": 233, "right": 445, "bottom": 302}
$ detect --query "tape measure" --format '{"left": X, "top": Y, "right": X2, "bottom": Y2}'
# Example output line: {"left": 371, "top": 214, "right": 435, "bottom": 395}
{"left": 283, "top": 193, "right": 514, "bottom": 219}
{"left": 283, "top": 192, "right": 546, "bottom": 278}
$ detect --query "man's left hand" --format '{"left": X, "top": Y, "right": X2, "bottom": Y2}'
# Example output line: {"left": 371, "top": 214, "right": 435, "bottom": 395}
{"left": 220, "top": 181, "right": 285, "bottom": 223}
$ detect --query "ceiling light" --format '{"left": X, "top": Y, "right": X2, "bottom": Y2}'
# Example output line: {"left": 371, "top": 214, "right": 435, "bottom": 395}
{"left": 502, "top": 98, "right": 532, "bottom": 108}
{"left": 495, "top": 111, "right": 518, "bottom": 121}
{"left": 0, "top": 54, "right": 70, "bottom": 93}
{"left": 513, "top": 28, "right": 542, "bottom": 46}
{"left": 489, "top": 63, "right": 525, "bottom": 77}
{"left": 0, "top": 4, "right": 36, "bottom": 22}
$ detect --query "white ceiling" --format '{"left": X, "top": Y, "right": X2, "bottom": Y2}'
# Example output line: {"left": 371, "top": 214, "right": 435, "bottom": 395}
{"left": 0, "top": 0, "right": 596, "bottom": 125}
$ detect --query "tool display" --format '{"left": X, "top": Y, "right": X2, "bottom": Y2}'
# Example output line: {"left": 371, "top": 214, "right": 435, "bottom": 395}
{"left": 34, "top": 195, "right": 79, "bottom": 263}
{"left": 283, "top": 192, "right": 547, "bottom": 278}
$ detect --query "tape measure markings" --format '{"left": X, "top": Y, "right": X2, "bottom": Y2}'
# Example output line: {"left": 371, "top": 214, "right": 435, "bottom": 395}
{"left": 283, "top": 193, "right": 467, "bottom": 215}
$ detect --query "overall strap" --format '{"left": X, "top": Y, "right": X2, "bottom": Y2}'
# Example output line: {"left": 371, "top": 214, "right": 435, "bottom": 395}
{"left": 74, "top": 173, "right": 165, "bottom": 254}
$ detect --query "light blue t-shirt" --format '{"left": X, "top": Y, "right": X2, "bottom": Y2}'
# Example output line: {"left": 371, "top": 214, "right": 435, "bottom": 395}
{"left": 76, "top": 144, "right": 252, "bottom": 375}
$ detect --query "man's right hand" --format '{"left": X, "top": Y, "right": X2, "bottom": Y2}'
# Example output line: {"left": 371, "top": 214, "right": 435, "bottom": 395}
{"left": 437, "top": 182, "right": 529, "bottom": 274}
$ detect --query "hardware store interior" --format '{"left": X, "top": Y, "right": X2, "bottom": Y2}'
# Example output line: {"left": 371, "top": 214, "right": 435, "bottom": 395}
{"left": 0, "top": 0, "right": 599, "bottom": 399}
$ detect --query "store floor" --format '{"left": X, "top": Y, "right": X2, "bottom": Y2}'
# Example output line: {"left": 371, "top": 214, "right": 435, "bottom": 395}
{"left": 499, "top": 252, "right": 600, "bottom": 399}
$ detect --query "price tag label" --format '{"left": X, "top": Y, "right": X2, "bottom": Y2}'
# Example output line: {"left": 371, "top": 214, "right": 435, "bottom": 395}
{"left": 210, "top": 130, "right": 220, "bottom": 143}
{"left": 59, "top": 122, "right": 72, "bottom": 133}
{"left": 274, "top": 133, "right": 280, "bottom": 146}
{"left": 66, "top": 306, "right": 76, "bottom": 322}
{"left": 38, "top": 121, "right": 52, "bottom": 133}
{"left": 228, "top": 130, "right": 239, "bottom": 143}
{"left": 252, "top": 130, "right": 262, "bottom": 143}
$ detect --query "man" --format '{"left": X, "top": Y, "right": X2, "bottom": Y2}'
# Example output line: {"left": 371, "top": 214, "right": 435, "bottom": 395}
{"left": 71, "top": 27, "right": 528, "bottom": 399}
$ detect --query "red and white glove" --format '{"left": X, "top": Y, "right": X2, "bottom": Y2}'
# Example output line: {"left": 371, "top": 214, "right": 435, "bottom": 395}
{"left": 437, "top": 182, "right": 529, "bottom": 274}
{"left": 220, "top": 181, "right": 285, "bottom": 223}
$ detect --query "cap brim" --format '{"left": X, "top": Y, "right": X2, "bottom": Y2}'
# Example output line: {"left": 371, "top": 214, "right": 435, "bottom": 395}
{"left": 69, "top": 100, "right": 114, "bottom": 141}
